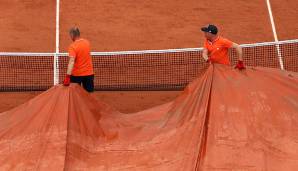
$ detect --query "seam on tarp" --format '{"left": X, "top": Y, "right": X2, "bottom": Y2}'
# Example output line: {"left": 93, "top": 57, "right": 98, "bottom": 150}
{"left": 195, "top": 65, "right": 214, "bottom": 170}
{"left": 63, "top": 87, "right": 71, "bottom": 171}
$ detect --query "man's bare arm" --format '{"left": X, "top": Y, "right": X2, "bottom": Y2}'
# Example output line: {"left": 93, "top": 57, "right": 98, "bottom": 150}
{"left": 66, "top": 57, "right": 75, "bottom": 75}
{"left": 231, "top": 43, "right": 243, "bottom": 61}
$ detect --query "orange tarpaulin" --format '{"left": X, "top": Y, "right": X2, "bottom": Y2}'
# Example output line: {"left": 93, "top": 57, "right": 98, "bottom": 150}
{"left": 0, "top": 64, "right": 298, "bottom": 170}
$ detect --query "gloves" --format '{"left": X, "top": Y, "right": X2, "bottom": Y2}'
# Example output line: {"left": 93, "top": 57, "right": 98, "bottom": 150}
{"left": 235, "top": 60, "right": 245, "bottom": 70}
{"left": 63, "top": 75, "right": 71, "bottom": 86}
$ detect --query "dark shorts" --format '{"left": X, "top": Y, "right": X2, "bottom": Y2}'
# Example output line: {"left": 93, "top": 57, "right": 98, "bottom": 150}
{"left": 70, "top": 75, "right": 94, "bottom": 92}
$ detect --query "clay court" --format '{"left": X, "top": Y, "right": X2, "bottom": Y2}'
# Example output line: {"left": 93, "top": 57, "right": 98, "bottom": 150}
{"left": 0, "top": 0, "right": 297, "bottom": 113}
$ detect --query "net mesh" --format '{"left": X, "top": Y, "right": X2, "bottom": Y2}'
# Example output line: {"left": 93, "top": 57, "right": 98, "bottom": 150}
{"left": 230, "top": 45, "right": 281, "bottom": 68}
{"left": 58, "top": 50, "right": 208, "bottom": 90}
{"left": 0, "top": 55, "right": 53, "bottom": 91}
{"left": 0, "top": 39, "right": 297, "bottom": 91}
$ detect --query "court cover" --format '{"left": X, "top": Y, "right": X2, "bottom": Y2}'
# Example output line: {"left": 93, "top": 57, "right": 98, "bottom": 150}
{"left": 1, "top": 64, "right": 298, "bottom": 170}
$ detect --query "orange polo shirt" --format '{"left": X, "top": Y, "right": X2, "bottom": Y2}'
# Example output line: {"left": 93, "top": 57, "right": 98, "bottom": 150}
{"left": 68, "top": 38, "right": 94, "bottom": 76}
{"left": 204, "top": 36, "right": 233, "bottom": 65}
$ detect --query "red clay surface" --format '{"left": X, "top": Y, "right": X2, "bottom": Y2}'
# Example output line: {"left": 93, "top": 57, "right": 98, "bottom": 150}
{"left": 0, "top": 0, "right": 55, "bottom": 52}
{"left": 59, "top": 0, "right": 276, "bottom": 52}
{"left": 2, "top": 0, "right": 297, "bottom": 52}
{"left": 0, "top": 0, "right": 297, "bottom": 112}
{"left": 270, "top": 0, "right": 298, "bottom": 40}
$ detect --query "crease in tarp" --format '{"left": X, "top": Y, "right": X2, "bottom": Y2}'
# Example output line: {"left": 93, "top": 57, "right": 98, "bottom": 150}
{"left": 1, "top": 64, "right": 298, "bottom": 170}
{"left": 63, "top": 87, "right": 71, "bottom": 171}
{"left": 195, "top": 65, "right": 214, "bottom": 170}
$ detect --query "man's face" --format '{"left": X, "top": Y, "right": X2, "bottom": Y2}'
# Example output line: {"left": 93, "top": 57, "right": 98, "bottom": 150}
{"left": 204, "top": 32, "right": 217, "bottom": 41}
{"left": 204, "top": 32, "right": 213, "bottom": 40}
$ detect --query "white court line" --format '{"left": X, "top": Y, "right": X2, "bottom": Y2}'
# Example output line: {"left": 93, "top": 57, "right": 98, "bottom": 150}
{"left": 54, "top": 0, "right": 60, "bottom": 85}
{"left": 266, "top": 0, "right": 284, "bottom": 70}
{"left": 55, "top": 0, "right": 60, "bottom": 54}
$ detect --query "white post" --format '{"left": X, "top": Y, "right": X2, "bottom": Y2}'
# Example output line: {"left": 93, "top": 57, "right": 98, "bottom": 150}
{"left": 266, "top": 0, "right": 284, "bottom": 70}
{"left": 54, "top": 0, "right": 60, "bottom": 85}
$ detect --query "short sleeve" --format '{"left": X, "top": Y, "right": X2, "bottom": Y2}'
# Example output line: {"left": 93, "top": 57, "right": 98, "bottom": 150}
{"left": 222, "top": 38, "right": 233, "bottom": 48}
{"left": 68, "top": 45, "right": 76, "bottom": 58}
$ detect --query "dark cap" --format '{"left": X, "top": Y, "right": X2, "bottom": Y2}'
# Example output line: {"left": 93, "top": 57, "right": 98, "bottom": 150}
{"left": 201, "top": 24, "right": 218, "bottom": 34}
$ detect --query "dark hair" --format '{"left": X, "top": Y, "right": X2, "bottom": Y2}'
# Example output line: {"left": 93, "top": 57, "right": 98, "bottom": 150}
{"left": 69, "top": 27, "right": 80, "bottom": 37}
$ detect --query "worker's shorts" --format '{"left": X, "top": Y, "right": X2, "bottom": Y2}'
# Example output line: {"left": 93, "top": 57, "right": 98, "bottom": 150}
{"left": 70, "top": 74, "right": 94, "bottom": 92}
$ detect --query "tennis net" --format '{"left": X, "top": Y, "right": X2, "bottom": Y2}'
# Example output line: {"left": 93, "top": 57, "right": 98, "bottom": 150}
{"left": 0, "top": 39, "right": 297, "bottom": 91}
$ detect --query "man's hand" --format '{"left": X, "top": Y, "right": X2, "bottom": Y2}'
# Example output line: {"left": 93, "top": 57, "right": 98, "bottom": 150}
{"left": 203, "top": 56, "right": 210, "bottom": 63}
{"left": 235, "top": 60, "right": 245, "bottom": 70}
{"left": 63, "top": 75, "right": 71, "bottom": 86}
{"left": 202, "top": 48, "right": 210, "bottom": 63}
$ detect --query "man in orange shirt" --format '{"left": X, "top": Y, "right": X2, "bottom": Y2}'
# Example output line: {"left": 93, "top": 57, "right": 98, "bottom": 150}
{"left": 63, "top": 27, "right": 95, "bottom": 92}
{"left": 201, "top": 24, "right": 245, "bottom": 69}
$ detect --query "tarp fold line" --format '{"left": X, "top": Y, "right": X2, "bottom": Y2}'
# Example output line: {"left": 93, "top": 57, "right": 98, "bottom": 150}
{"left": 195, "top": 64, "right": 214, "bottom": 170}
